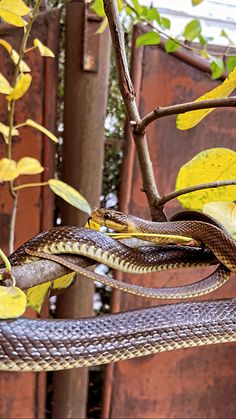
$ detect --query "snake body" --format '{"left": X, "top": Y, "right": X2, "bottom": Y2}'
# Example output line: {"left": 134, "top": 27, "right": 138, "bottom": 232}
{"left": 8, "top": 226, "right": 229, "bottom": 299}
{"left": 0, "top": 299, "right": 235, "bottom": 371}
{"left": 0, "top": 210, "right": 235, "bottom": 371}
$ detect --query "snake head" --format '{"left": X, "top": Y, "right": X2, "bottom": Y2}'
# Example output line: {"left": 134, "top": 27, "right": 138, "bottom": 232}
{"left": 91, "top": 208, "right": 133, "bottom": 232}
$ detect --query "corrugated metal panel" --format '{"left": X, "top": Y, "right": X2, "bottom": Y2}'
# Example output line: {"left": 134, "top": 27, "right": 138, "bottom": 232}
{"left": 102, "top": 26, "right": 236, "bottom": 419}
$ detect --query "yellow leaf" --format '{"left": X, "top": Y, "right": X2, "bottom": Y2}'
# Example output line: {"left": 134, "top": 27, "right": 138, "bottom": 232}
{"left": 203, "top": 201, "right": 236, "bottom": 238}
{"left": 0, "top": 286, "right": 27, "bottom": 319}
{"left": 26, "top": 282, "right": 51, "bottom": 313}
{"left": 52, "top": 273, "right": 76, "bottom": 290}
{"left": 48, "top": 179, "right": 91, "bottom": 214}
{"left": 0, "top": 39, "right": 12, "bottom": 54}
{"left": 24, "top": 119, "right": 58, "bottom": 142}
{"left": 0, "top": 42, "right": 30, "bottom": 72}
{"left": 33, "top": 38, "right": 55, "bottom": 57}
{"left": 0, "top": 122, "right": 19, "bottom": 144}
{"left": 0, "top": 0, "right": 30, "bottom": 16}
{"left": 17, "top": 157, "right": 44, "bottom": 175}
{"left": 85, "top": 219, "right": 101, "bottom": 230}
{"left": 0, "top": 72, "right": 12, "bottom": 94}
{"left": 0, "top": 10, "right": 26, "bottom": 27}
{"left": 7, "top": 73, "right": 32, "bottom": 101}
{"left": 176, "top": 148, "right": 236, "bottom": 210}
{"left": 11, "top": 49, "right": 31, "bottom": 72}
{"left": 177, "top": 67, "right": 236, "bottom": 130}
{"left": 96, "top": 17, "right": 108, "bottom": 34}
{"left": 0, "top": 158, "right": 18, "bottom": 181}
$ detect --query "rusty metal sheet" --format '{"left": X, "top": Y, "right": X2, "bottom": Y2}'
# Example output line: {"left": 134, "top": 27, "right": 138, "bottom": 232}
{"left": 102, "top": 29, "right": 236, "bottom": 419}
{"left": 0, "top": 10, "right": 60, "bottom": 419}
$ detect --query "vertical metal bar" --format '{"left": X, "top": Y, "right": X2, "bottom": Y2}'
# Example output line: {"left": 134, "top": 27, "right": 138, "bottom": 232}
{"left": 52, "top": 2, "right": 110, "bottom": 418}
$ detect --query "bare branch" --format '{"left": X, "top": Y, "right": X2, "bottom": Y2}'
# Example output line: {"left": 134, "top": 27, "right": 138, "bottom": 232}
{"left": 135, "top": 97, "right": 236, "bottom": 134}
{"left": 157, "top": 180, "right": 236, "bottom": 206}
{"left": 103, "top": 0, "right": 166, "bottom": 221}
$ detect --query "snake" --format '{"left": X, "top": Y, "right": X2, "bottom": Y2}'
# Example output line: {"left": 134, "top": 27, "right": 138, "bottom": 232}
{"left": 0, "top": 210, "right": 235, "bottom": 371}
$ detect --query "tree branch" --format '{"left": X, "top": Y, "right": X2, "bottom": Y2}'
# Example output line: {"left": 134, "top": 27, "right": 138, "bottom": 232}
{"left": 0, "top": 256, "right": 93, "bottom": 290}
{"left": 103, "top": 0, "right": 167, "bottom": 221}
{"left": 157, "top": 179, "right": 236, "bottom": 206}
{"left": 135, "top": 97, "right": 236, "bottom": 134}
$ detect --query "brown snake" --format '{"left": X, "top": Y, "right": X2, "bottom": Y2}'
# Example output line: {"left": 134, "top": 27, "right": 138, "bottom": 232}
{"left": 0, "top": 210, "right": 235, "bottom": 371}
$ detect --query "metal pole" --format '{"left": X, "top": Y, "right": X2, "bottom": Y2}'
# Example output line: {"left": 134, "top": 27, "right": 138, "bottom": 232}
{"left": 52, "top": 1, "right": 110, "bottom": 418}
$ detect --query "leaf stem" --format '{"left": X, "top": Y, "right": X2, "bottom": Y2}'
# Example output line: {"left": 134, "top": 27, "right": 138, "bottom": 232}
{"left": 13, "top": 181, "right": 49, "bottom": 191}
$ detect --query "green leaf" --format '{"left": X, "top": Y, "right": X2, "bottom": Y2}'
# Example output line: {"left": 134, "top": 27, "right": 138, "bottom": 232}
{"left": 136, "top": 31, "right": 161, "bottom": 48}
{"left": 145, "top": 7, "right": 160, "bottom": 24}
{"left": 160, "top": 17, "right": 171, "bottom": 30}
{"left": 227, "top": 56, "right": 236, "bottom": 73}
{"left": 91, "top": 0, "right": 105, "bottom": 17}
{"left": 165, "top": 39, "right": 179, "bottom": 53}
{"left": 131, "top": 0, "right": 142, "bottom": 15}
{"left": 183, "top": 19, "right": 201, "bottom": 42}
{"left": 209, "top": 56, "right": 224, "bottom": 80}
{"left": 175, "top": 148, "right": 236, "bottom": 210}
{"left": 198, "top": 34, "right": 207, "bottom": 46}
{"left": 220, "top": 29, "right": 234, "bottom": 45}
{"left": 48, "top": 179, "right": 91, "bottom": 214}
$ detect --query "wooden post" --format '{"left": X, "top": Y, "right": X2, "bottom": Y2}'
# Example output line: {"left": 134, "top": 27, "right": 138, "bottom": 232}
{"left": 52, "top": 2, "right": 110, "bottom": 418}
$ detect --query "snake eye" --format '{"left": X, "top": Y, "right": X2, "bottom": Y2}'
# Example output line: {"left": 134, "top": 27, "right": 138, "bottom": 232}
{"left": 104, "top": 213, "right": 111, "bottom": 221}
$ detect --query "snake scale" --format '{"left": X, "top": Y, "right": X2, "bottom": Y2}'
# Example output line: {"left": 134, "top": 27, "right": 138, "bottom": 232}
{"left": 0, "top": 209, "right": 235, "bottom": 371}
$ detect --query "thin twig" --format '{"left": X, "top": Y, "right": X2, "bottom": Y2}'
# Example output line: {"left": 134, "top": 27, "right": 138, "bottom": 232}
{"left": 9, "top": 192, "right": 18, "bottom": 254}
{"left": 7, "top": 0, "right": 41, "bottom": 197}
{"left": 104, "top": 0, "right": 166, "bottom": 221}
{"left": 13, "top": 181, "right": 49, "bottom": 191}
{"left": 135, "top": 97, "right": 236, "bottom": 134}
{"left": 157, "top": 180, "right": 236, "bottom": 206}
